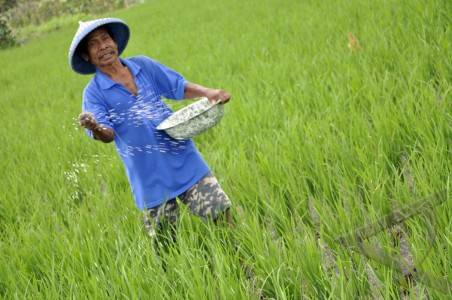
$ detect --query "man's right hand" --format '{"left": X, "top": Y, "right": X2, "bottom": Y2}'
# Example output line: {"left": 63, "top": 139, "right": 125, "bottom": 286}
{"left": 78, "top": 111, "right": 115, "bottom": 143}
{"left": 79, "top": 112, "right": 98, "bottom": 130}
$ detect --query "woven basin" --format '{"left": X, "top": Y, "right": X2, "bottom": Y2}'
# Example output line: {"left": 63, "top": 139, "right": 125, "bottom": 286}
{"left": 156, "top": 97, "right": 224, "bottom": 140}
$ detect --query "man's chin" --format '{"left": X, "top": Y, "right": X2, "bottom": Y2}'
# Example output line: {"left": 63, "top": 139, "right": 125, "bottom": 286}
{"left": 98, "top": 56, "right": 119, "bottom": 68}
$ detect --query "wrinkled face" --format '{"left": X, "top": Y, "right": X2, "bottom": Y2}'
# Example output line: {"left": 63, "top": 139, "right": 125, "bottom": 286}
{"left": 83, "top": 28, "right": 119, "bottom": 68}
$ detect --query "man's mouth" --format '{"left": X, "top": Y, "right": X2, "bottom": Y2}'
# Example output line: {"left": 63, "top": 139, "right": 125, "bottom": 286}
{"left": 99, "top": 51, "right": 114, "bottom": 60}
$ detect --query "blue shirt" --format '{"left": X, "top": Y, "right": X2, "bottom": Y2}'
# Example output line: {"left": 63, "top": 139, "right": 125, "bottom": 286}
{"left": 82, "top": 56, "right": 210, "bottom": 210}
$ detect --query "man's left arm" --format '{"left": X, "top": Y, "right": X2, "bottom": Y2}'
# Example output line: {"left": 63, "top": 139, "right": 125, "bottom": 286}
{"left": 184, "top": 82, "right": 231, "bottom": 104}
{"left": 139, "top": 57, "right": 231, "bottom": 104}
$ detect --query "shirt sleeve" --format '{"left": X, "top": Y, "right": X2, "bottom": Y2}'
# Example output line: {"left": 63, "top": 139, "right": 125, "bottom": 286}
{"left": 141, "top": 56, "right": 187, "bottom": 100}
{"left": 82, "top": 86, "right": 114, "bottom": 139}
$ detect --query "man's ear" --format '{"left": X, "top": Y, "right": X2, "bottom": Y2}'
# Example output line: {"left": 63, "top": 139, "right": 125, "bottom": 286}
{"left": 81, "top": 53, "right": 89, "bottom": 62}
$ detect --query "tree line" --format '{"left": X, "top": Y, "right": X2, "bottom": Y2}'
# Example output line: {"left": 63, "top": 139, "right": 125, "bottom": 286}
{"left": 0, "top": 0, "right": 141, "bottom": 49}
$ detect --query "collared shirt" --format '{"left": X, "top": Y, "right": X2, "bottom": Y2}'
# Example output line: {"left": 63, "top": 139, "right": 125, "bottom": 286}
{"left": 82, "top": 56, "right": 209, "bottom": 209}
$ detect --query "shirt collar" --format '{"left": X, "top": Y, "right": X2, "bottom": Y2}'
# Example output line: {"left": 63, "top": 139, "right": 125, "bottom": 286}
{"left": 95, "top": 57, "right": 142, "bottom": 90}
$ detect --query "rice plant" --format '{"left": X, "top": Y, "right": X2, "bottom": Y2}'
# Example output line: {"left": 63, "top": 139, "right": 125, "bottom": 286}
{"left": 0, "top": 0, "right": 450, "bottom": 298}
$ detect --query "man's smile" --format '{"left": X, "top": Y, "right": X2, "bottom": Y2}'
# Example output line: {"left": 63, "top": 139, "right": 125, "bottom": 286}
{"left": 98, "top": 50, "right": 115, "bottom": 60}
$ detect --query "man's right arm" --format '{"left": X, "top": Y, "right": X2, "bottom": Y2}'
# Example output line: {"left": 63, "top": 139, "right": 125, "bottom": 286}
{"left": 81, "top": 85, "right": 115, "bottom": 143}
{"left": 79, "top": 112, "right": 114, "bottom": 143}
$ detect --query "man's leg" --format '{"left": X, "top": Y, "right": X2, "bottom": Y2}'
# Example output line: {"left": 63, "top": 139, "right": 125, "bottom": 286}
{"left": 177, "top": 173, "right": 257, "bottom": 282}
{"left": 178, "top": 172, "right": 232, "bottom": 223}
{"left": 143, "top": 198, "right": 180, "bottom": 258}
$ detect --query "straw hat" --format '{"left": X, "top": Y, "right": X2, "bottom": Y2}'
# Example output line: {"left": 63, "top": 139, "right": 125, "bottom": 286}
{"left": 68, "top": 18, "right": 130, "bottom": 74}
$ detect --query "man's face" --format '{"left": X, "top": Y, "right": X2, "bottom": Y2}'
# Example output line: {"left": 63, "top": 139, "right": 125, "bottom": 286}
{"left": 83, "top": 28, "right": 119, "bottom": 68}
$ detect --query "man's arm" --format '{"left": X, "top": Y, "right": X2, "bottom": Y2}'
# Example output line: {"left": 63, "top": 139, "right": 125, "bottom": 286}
{"left": 79, "top": 112, "right": 115, "bottom": 143}
{"left": 184, "top": 82, "right": 231, "bottom": 104}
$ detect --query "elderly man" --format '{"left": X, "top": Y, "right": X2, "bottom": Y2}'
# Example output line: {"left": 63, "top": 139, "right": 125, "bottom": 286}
{"left": 68, "top": 18, "right": 232, "bottom": 240}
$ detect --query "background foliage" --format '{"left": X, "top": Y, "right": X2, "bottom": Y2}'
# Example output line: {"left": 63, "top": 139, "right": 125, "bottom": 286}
{"left": 0, "top": 0, "right": 142, "bottom": 48}
{"left": 0, "top": 0, "right": 450, "bottom": 298}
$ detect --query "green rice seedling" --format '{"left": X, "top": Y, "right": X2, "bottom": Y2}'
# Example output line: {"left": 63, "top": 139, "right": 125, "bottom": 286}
{"left": 0, "top": 0, "right": 450, "bottom": 298}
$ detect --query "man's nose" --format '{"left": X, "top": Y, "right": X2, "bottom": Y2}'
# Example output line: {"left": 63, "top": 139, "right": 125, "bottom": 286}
{"left": 99, "top": 41, "right": 109, "bottom": 50}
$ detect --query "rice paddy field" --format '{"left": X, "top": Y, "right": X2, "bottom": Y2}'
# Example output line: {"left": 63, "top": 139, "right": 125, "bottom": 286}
{"left": 0, "top": 0, "right": 451, "bottom": 298}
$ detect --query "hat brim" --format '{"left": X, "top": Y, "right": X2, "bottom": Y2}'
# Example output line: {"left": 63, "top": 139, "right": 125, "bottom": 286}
{"left": 69, "top": 18, "right": 130, "bottom": 74}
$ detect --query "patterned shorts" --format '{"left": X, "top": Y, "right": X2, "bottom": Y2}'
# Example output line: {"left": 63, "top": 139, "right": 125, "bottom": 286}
{"left": 143, "top": 172, "right": 232, "bottom": 238}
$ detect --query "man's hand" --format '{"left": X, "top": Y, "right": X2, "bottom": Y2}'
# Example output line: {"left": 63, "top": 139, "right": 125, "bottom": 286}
{"left": 78, "top": 112, "right": 115, "bottom": 143}
{"left": 79, "top": 112, "right": 98, "bottom": 130}
{"left": 204, "top": 89, "right": 231, "bottom": 104}
{"left": 184, "top": 82, "right": 232, "bottom": 104}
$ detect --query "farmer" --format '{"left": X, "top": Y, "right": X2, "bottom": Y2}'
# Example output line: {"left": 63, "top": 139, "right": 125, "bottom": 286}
{"left": 68, "top": 18, "right": 232, "bottom": 240}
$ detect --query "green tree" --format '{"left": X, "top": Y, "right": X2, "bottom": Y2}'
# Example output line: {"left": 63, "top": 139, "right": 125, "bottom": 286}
{"left": 0, "top": 16, "right": 16, "bottom": 48}
{"left": 0, "top": 0, "right": 17, "bottom": 14}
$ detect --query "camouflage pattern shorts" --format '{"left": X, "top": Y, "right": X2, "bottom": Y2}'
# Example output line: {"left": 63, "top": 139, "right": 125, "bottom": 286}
{"left": 143, "top": 172, "right": 231, "bottom": 238}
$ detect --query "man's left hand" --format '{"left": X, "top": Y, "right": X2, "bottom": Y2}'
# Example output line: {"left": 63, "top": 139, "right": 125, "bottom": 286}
{"left": 205, "top": 89, "right": 231, "bottom": 104}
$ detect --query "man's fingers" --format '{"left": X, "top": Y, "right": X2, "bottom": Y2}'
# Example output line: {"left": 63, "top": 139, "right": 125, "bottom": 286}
{"left": 78, "top": 112, "right": 97, "bottom": 129}
{"left": 219, "top": 92, "right": 231, "bottom": 104}
{"left": 79, "top": 117, "right": 93, "bottom": 125}
{"left": 206, "top": 90, "right": 231, "bottom": 104}
{"left": 79, "top": 113, "right": 95, "bottom": 123}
